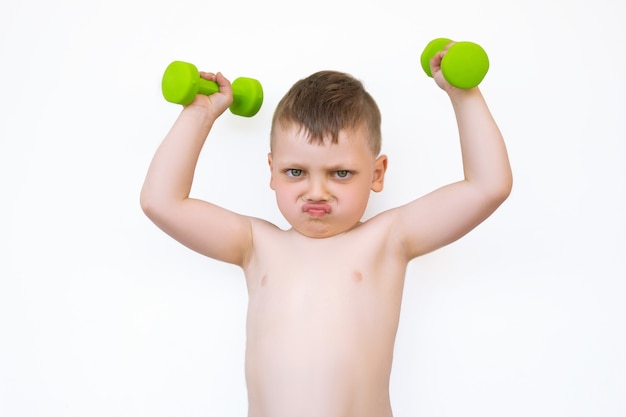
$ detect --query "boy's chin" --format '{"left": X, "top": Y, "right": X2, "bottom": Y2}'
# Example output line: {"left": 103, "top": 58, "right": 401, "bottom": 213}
{"left": 290, "top": 221, "right": 361, "bottom": 239}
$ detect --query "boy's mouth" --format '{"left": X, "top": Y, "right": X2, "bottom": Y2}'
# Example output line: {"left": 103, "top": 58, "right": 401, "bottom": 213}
{"left": 302, "top": 203, "right": 332, "bottom": 217}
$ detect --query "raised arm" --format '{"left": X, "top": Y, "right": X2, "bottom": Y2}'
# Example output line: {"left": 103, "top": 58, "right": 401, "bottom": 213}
{"left": 392, "top": 48, "right": 513, "bottom": 260}
{"left": 140, "top": 72, "right": 253, "bottom": 266}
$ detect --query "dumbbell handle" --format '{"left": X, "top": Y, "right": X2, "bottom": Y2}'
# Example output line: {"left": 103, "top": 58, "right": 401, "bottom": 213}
{"left": 194, "top": 77, "right": 259, "bottom": 105}
{"left": 195, "top": 77, "right": 219, "bottom": 97}
{"left": 190, "top": 77, "right": 251, "bottom": 103}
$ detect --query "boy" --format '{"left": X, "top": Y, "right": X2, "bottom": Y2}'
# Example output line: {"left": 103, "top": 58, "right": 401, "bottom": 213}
{"left": 140, "top": 48, "right": 512, "bottom": 417}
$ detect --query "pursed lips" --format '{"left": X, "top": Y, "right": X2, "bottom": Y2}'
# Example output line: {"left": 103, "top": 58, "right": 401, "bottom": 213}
{"left": 302, "top": 203, "right": 332, "bottom": 217}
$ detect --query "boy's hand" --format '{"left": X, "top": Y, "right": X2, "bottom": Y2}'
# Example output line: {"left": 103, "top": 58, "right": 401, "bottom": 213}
{"left": 187, "top": 71, "right": 234, "bottom": 118}
{"left": 429, "top": 42, "right": 464, "bottom": 95}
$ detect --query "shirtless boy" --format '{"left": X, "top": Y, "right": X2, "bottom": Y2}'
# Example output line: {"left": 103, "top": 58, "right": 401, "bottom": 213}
{"left": 140, "top": 48, "right": 513, "bottom": 417}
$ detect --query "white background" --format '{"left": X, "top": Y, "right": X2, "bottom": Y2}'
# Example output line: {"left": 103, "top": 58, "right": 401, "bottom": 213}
{"left": 1, "top": 1, "right": 624, "bottom": 416}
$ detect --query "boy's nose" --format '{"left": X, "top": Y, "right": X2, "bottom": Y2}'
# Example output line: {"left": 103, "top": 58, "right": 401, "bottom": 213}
{"left": 305, "top": 177, "right": 330, "bottom": 201}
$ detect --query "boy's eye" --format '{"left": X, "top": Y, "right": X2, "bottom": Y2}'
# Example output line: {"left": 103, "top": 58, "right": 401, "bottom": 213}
{"left": 335, "top": 170, "right": 350, "bottom": 178}
{"left": 286, "top": 169, "right": 303, "bottom": 177}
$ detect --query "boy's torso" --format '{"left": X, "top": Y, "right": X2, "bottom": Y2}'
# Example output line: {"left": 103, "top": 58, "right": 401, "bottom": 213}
{"left": 242, "top": 214, "right": 406, "bottom": 417}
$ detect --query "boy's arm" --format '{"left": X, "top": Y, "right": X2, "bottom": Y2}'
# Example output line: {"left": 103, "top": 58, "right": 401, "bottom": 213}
{"left": 140, "top": 72, "right": 253, "bottom": 267}
{"left": 392, "top": 49, "right": 513, "bottom": 260}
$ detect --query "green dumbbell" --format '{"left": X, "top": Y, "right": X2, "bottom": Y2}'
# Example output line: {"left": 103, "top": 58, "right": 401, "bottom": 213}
{"left": 420, "top": 38, "right": 489, "bottom": 89}
{"left": 161, "top": 61, "right": 263, "bottom": 117}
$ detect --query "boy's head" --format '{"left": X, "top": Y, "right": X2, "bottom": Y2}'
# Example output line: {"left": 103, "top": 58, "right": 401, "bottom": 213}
{"left": 270, "top": 70, "right": 382, "bottom": 156}
{"left": 268, "top": 71, "right": 387, "bottom": 238}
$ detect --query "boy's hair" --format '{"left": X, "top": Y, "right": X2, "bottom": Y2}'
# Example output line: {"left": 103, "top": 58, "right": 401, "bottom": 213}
{"left": 270, "top": 71, "right": 382, "bottom": 155}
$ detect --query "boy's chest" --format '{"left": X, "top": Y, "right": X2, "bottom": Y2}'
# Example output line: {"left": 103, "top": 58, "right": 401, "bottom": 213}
{"left": 249, "top": 231, "right": 384, "bottom": 283}
{"left": 244, "top": 229, "right": 407, "bottom": 306}
{"left": 244, "top": 231, "right": 407, "bottom": 348}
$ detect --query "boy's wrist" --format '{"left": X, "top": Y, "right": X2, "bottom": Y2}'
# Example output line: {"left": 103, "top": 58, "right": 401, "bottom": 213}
{"left": 447, "top": 86, "right": 482, "bottom": 104}
{"left": 181, "top": 104, "right": 221, "bottom": 128}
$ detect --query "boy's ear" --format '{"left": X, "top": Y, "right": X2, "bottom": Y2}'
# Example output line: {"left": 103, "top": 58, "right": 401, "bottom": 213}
{"left": 371, "top": 154, "right": 388, "bottom": 193}
{"left": 268, "top": 153, "right": 276, "bottom": 190}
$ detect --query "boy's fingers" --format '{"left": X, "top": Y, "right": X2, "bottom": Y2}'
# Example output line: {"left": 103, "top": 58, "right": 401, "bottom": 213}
{"left": 215, "top": 72, "right": 232, "bottom": 90}
{"left": 199, "top": 71, "right": 216, "bottom": 81}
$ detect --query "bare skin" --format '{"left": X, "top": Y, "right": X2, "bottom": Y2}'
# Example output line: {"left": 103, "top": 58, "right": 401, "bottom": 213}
{"left": 140, "top": 49, "right": 512, "bottom": 417}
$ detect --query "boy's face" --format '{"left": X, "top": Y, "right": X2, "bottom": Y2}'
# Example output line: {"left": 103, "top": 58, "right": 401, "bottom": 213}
{"left": 268, "top": 124, "right": 387, "bottom": 238}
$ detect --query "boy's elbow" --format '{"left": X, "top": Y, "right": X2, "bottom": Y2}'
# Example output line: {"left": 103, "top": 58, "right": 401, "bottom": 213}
{"left": 502, "top": 177, "right": 513, "bottom": 201}
{"left": 139, "top": 187, "right": 185, "bottom": 226}
{"left": 139, "top": 188, "right": 162, "bottom": 220}
{"left": 139, "top": 193, "right": 154, "bottom": 219}
{"left": 502, "top": 169, "right": 514, "bottom": 200}
{"left": 487, "top": 172, "right": 513, "bottom": 207}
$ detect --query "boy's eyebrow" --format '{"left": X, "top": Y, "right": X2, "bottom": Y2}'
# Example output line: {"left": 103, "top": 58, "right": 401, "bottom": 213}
{"left": 326, "top": 164, "right": 357, "bottom": 172}
{"left": 277, "top": 161, "right": 358, "bottom": 172}
{"left": 275, "top": 160, "right": 307, "bottom": 168}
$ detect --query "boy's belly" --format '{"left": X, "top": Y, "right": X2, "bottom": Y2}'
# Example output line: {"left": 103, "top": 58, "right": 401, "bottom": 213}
{"left": 244, "top": 272, "right": 400, "bottom": 417}
{"left": 245, "top": 339, "right": 394, "bottom": 417}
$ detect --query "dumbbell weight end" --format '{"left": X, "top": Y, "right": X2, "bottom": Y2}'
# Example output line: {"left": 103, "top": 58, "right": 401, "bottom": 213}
{"left": 230, "top": 77, "right": 264, "bottom": 117}
{"left": 420, "top": 37, "right": 453, "bottom": 78}
{"left": 162, "top": 61, "right": 218, "bottom": 106}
